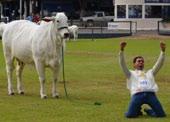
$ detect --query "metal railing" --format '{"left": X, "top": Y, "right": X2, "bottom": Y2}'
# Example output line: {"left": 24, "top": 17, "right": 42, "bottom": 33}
{"left": 0, "top": 16, "right": 9, "bottom": 23}
{"left": 68, "top": 20, "right": 137, "bottom": 39}
{"left": 158, "top": 20, "right": 170, "bottom": 35}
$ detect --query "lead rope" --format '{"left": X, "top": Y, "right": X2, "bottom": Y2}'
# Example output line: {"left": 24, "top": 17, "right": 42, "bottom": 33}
{"left": 62, "top": 45, "right": 68, "bottom": 98}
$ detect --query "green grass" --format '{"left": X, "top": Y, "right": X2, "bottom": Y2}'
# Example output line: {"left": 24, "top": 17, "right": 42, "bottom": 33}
{"left": 0, "top": 38, "right": 170, "bottom": 122}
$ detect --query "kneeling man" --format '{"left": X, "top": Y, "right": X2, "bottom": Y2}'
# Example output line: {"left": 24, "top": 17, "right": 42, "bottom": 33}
{"left": 119, "top": 41, "right": 166, "bottom": 118}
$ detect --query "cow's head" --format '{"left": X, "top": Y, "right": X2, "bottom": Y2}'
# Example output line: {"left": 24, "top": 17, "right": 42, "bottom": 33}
{"left": 42, "top": 12, "right": 69, "bottom": 40}
{"left": 54, "top": 12, "right": 69, "bottom": 40}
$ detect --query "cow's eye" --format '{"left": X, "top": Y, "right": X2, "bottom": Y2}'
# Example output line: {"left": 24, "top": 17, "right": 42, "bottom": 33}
{"left": 57, "top": 20, "right": 60, "bottom": 23}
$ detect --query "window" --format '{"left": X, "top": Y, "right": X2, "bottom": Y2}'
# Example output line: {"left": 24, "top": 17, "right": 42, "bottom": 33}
{"left": 145, "top": 0, "right": 160, "bottom": 3}
{"left": 145, "top": 0, "right": 170, "bottom": 3}
{"left": 97, "top": 13, "right": 103, "bottom": 17}
{"left": 117, "top": 5, "right": 126, "bottom": 18}
{"left": 162, "top": 6, "right": 170, "bottom": 19}
{"left": 128, "top": 5, "right": 142, "bottom": 18}
{"left": 145, "top": 6, "right": 162, "bottom": 18}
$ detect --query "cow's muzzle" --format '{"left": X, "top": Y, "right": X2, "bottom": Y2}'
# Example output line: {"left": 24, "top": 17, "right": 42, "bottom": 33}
{"left": 64, "top": 33, "right": 70, "bottom": 39}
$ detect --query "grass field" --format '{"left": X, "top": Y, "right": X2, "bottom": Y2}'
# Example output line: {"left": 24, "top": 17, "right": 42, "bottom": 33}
{"left": 0, "top": 38, "right": 170, "bottom": 122}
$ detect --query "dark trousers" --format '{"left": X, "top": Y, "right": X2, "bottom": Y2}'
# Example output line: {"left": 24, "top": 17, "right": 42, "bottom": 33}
{"left": 125, "top": 92, "right": 166, "bottom": 118}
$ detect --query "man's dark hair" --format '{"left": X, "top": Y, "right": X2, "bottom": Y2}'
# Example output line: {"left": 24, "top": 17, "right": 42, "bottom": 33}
{"left": 133, "top": 56, "right": 144, "bottom": 63}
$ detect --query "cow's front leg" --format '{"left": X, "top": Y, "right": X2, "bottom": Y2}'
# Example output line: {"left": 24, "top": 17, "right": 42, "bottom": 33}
{"left": 52, "top": 65, "right": 60, "bottom": 98}
{"left": 16, "top": 60, "right": 25, "bottom": 94}
{"left": 35, "top": 60, "right": 47, "bottom": 99}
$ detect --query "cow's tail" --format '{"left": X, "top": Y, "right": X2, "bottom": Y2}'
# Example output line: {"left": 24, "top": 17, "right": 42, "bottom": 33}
{"left": 0, "top": 22, "right": 6, "bottom": 37}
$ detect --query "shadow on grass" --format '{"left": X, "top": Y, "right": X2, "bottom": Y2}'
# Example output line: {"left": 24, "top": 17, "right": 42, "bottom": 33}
{"left": 127, "top": 114, "right": 170, "bottom": 121}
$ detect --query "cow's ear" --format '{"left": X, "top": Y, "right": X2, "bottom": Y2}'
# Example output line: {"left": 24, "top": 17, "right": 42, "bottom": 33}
{"left": 51, "top": 16, "right": 56, "bottom": 22}
{"left": 42, "top": 17, "right": 55, "bottom": 22}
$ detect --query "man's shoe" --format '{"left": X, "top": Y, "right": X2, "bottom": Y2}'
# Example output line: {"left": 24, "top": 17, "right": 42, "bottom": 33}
{"left": 144, "top": 108, "right": 156, "bottom": 117}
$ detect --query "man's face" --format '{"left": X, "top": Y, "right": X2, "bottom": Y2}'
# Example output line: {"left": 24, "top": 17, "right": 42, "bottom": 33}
{"left": 133, "top": 58, "right": 144, "bottom": 70}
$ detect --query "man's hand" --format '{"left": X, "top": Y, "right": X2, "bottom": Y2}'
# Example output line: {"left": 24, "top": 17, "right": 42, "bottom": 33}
{"left": 160, "top": 41, "right": 166, "bottom": 52}
{"left": 120, "top": 41, "right": 127, "bottom": 51}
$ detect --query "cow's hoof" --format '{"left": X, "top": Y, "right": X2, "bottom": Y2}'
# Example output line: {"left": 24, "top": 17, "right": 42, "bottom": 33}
{"left": 9, "top": 92, "right": 15, "bottom": 95}
{"left": 19, "top": 91, "right": 24, "bottom": 95}
{"left": 41, "top": 95, "right": 47, "bottom": 99}
{"left": 53, "top": 95, "right": 60, "bottom": 99}
{"left": 52, "top": 93, "right": 60, "bottom": 98}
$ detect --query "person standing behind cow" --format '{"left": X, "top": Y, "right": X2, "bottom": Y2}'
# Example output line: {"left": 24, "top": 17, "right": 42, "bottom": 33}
{"left": 32, "top": 13, "right": 40, "bottom": 23}
{"left": 26, "top": 14, "right": 33, "bottom": 22}
{"left": 119, "top": 41, "right": 166, "bottom": 118}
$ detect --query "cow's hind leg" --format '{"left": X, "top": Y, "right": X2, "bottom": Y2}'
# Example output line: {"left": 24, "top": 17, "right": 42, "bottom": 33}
{"left": 34, "top": 60, "right": 47, "bottom": 99}
{"left": 75, "top": 31, "right": 78, "bottom": 40}
{"left": 5, "top": 57, "right": 15, "bottom": 95}
{"left": 16, "top": 59, "right": 25, "bottom": 94}
{"left": 73, "top": 31, "right": 78, "bottom": 41}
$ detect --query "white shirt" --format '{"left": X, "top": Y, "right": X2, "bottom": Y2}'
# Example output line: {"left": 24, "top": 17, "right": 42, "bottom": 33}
{"left": 119, "top": 51, "right": 165, "bottom": 96}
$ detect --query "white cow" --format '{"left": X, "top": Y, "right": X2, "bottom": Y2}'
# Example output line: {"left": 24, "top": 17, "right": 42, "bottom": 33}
{"left": 39, "top": 20, "right": 48, "bottom": 25}
{"left": 0, "top": 22, "right": 6, "bottom": 36}
{"left": 68, "top": 25, "right": 78, "bottom": 41}
{"left": 1, "top": 12, "right": 69, "bottom": 99}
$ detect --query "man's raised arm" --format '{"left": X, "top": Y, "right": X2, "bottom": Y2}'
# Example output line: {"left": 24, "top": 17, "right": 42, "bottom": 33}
{"left": 119, "top": 42, "right": 131, "bottom": 78}
{"left": 152, "top": 41, "right": 166, "bottom": 76}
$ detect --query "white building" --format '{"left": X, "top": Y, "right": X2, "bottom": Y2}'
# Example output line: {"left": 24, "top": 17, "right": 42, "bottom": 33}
{"left": 114, "top": 0, "right": 170, "bottom": 30}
